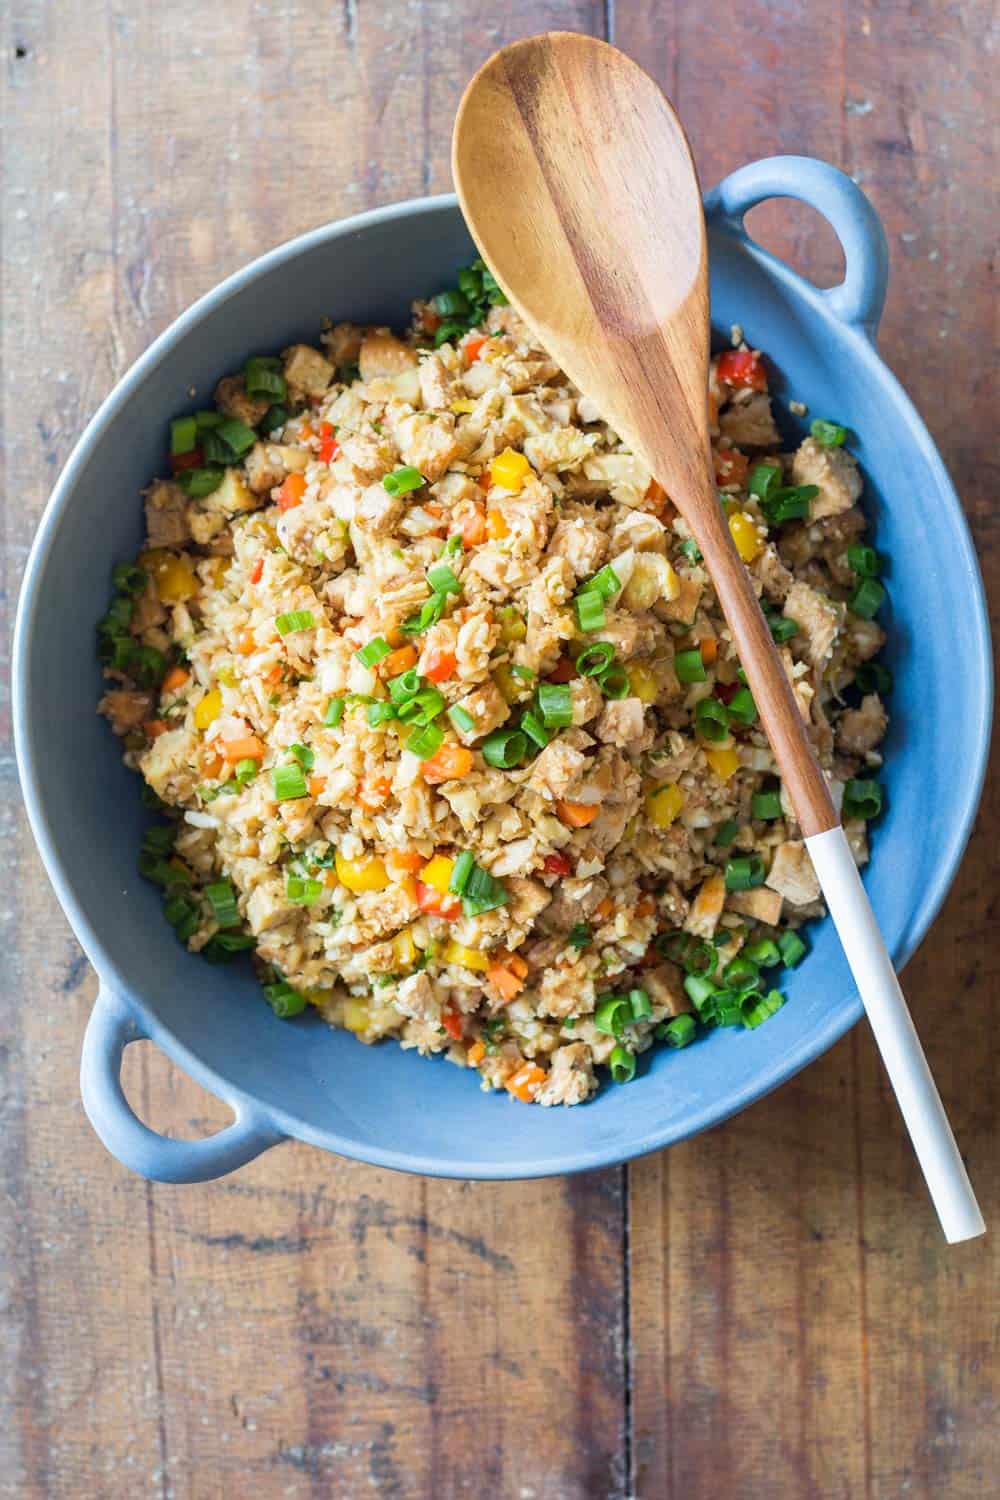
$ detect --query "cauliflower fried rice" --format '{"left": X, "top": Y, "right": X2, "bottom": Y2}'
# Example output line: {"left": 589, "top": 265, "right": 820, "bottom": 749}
{"left": 98, "top": 262, "right": 891, "bottom": 1107}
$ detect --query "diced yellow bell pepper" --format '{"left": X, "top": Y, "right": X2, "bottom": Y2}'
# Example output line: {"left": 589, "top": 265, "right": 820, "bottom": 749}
{"left": 497, "top": 606, "right": 526, "bottom": 644}
{"left": 490, "top": 447, "right": 532, "bottom": 492}
{"left": 209, "top": 557, "right": 229, "bottom": 587}
{"left": 442, "top": 941, "right": 490, "bottom": 972}
{"left": 193, "top": 687, "right": 222, "bottom": 730}
{"left": 729, "top": 510, "right": 763, "bottom": 563}
{"left": 493, "top": 663, "right": 528, "bottom": 705}
{"left": 335, "top": 849, "right": 389, "bottom": 893}
{"left": 628, "top": 663, "right": 659, "bottom": 705}
{"left": 342, "top": 998, "right": 370, "bottom": 1034}
{"left": 393, "top": 926, "right": 418, "bottom": 968}
{"left": 646, "top": 782, "right": 685, "bottom": 828}
{"left": 420, "top": 854, "right": 455, "bottom": 895}
{"left": 450, "top": 398, "right": 476, "bottom": 414}
{"left": 705, "top": 745, "right": 741, "bottom": 782}
{"left": 139, "top": 549, "right": 198, "bottom": 604}
{"left": 216, "top": 666, "right": 237, "bottom": 688}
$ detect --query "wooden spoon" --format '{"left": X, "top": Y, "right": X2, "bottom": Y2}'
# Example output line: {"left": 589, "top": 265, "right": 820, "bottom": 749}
{"left": 453, "top": 31, "right": 983, "bottom": 1242}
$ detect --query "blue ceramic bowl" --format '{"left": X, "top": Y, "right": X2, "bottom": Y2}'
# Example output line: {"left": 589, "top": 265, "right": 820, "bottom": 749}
{"left": 13, "top": 157, "right": 992, "bottom": 1183}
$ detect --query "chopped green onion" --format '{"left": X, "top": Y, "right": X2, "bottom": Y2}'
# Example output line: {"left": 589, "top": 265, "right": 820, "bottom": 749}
{"left": 629, "top": 987, "right": 652, "bottom": 1021}
{"left": 245, "top": 356, "right": 287, "bottom": 402}
{"left": 777, "top": 930, "right": 808, "bottom": 968}
{"left": 609, "top": 1045, "right": 636, "bottom": 1083}
{"left": 714, "top": 818, "right": 739, "bottom": 847}
{"left": 695, "top": 697, "right": 730, "bottom": 742}
{"left": 683, "top": 974, "right": 717, "bottom": 1014}
{"left": 433, "top": 288, "right": 472, "bottom": 317}
{"left": 323, "top": 697, "right": 344, "bottom": 728}
{"left": 388, "top": 669, "right": 422, "bottom": 704}
{"left": 537, "top": 682, "right": 573, "bottom": 728}
{"left": 461, "top": 862, "right": 508, "bottom": 917}
{"left": 142, "top": 824, "right": 176, "bottom": 856}
{"left": 448, "top": 704, "right": 476, "bottom": 735}
{"left": 748, "top": 463, "right": 783, "bottom": 501}
{"left": 443, "top": 534, "right": 464, "bottom": 555}
{"left": 206, "top": 880, "right": 239, "bottom": 928}
{"left": 713, "top": 995, "right": 747, "bottom": 1026}
{"left": 842, "top": 778, "right": 883, "bottom": 821}
{"left": 214, "top": 418, "right": 257, "bottom": 458}
{"left": 849, "top": 577, "right": 886, "bottom": 618}
{"left": 287, "top": 875, "right": 323, "bottom": 904}
{"left": 751, "top": 788, "right": 783, "bottom": 820}
{"left": 132, "top": 646, "right": 167, "bottom": 687}
{"left": 727, "top": 687, "right": 758, "bottom": 725}
{"left": 408, "top": 686, "right": 445, "bottom": 724}
{"left": 744, "top": 938, "right": 781, "bottom": 968}
{"left": 767, "top": 613, "right": 799, "bottom": 643}
{"left": 112, "top": 562, "right": 147, "bottom": 596}
{"left": 761, "top": 485, "right": 817, "bottom": 524}
{"left": 510, "top": 664, "right": 535, "bottom": 682}
{"left": 660, "top": 1014, "right": 696, "bottom": 1048}
{"left": 289, "top": 743, "right": 314, "bottom": 770}
{"left": 575, "top": 591, "right": 606, "bottom": 632}
{"left": 235, "top": 758, "right": 258, "bottom": 786}
{"left": 400, "top": 594, "right": 446, "bottom": 635}
{"left": 598, "top": 662, "right": 630, "bottom": 700}
{"left": 260, "top": 403, "right": 289, "bottom": 435}
{"left": 263, "top": 980, "right": 307, "bottom": 1018}
{"left": 164, "top": 891, "right": 199, "bottom": 942}
{"left": 482, "top": 727, "right": 527, "bottom": 768}
{"left": 854, "top": 661, "right": 893, "bottom": 695}
{"left": 723, "top": 955, "right": 760, "bottom": 992}
{"left": 194, "top": 409, "right": 223, "bottom": 429}
{"left": 724, "top": 855, "right": 766, "bottom": 891}
{"left": 407, "top": 722, "right": 444, "bottom": 760}
{"left": 367, "top": 701, "right": 397, "bottom": 728}
{"left": 275, "top": 609, "right": 315, "bottom": 636}
{"left": 594, "top": 995, "right": 631, "bottom": 1035}
{"left": 170, "top": 416, "right": 198, "bottom": 455}
{"left": 584, "top": 564, "right": 621, "bottom": 600}
{"left": 427, "top": 563, "right": 461, "bottom": 595}
{"left": 742, "top": 988, "right": 785, "bottom": 1028}
{"left": 382, "top": 466, "right": 425, "bottom": 497}
{"left": 682, "top": 939, "right": 717, "bottom": 978}
{"left": 203, "top": 930, "right": 256, "bottom": 962}
{"left": 178, "top": 466, "right": 224, "bottom": 498}
{"left": 567, "top": 922, "right": 592, "bottom": 950}
{"left": 576, "top": 642, "right": 616, "bottom": 677}
{"left": 356, "top": 636, "right": 392, "bottom": 668}
{"left": 448, "top": 850, "right": 476, "bottom": 895}
{"left": 847, "top": 543, "right": 881, "bottom": 577}
{"left": 434, "top": 320, "right": 468, "bottom": 348}
{"left": 520, "top": 710, "right": 549, "bottom": 750}
{"left": 679, "top": 539, "right": 702, "bottom": 563}
{"left": 811, "top": 418, "right": 848, "bottom": 447}
{"left": 655, "top": 931, "right": 691, "bottom": 964}
{"left": 674, "top": 648, "right": 706, "bottom": 684}
{"left": 271, "top": 763, "right": 308, "bottom": 801}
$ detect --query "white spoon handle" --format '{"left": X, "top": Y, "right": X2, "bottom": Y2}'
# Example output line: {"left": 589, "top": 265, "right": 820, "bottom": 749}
{"left": 806, "top": 827, "right": 985, "bottom": 1243}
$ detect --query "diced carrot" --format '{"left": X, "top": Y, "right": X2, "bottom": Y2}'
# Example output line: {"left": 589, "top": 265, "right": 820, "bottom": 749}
{"left": 545, "top": 658, "right": 576, "bottom": 684}
{"left": 699, "top": 636, "right": 719, "bottom": 665}
{"left": 200, "top": 751, "right": 224, "bottom": 780}
{"left": 636, "top": 894, "right": 656, "bottom": 918}
{"left": 464, "top": 335, "right": 488, "bottom": 366}
{"left": 318, "top": 433, "right": 340, "bottom": 464}
{"left": 308, "top": 775, "right": 326, "bottom": 798}
{"left": 488, "top": 965, "right": 524, "bottom": 1003}
{"left": 544, "top": 852, "right": 573, "bottom": 877}
{"left": 249, "top": 557, "right": 264, "bottom": 585}
{"left": 422, "top": 646, "right": 457, "bottom": 684}
{"left": 441, "top": 1008, "right": 464, "bottom": 1041}
{"left": 238, "top": 630, "right": 256, "bottom": 656}
{"left": 161, "top": 666, "right": 190, "bottom": 694}
{"left": 358, "top": 774, "right": 391, "bottom": 811}
{"left": 142, "top": 719, "right": 168, "bottom": 738}
{"left": 276, "top": 473, "right": 307, "bottom": 512}
{"left": 385, "top": 849, "right": 426, "bottom": 879}
{"left": 264, "top": 663, "right": 284, "bottom": 687}
{"left": 486, "top": 509, "right": 509, "bottom": 540}
{"left": 424, "top": 501, "right": 444, "bottom": 518}
{"left": 385, "top": 625, "right": 405, "bottom": 649}
{"left": 507, "top": 1063, "right": 546, "bottom": 1103}
{"left": 508, "top": 954, "right": 528, "bottom": 980}
{"left": 298, "top": 421, "right": 314, "bottom": 442}
{"left": 461, "top": 507, "right": 488, "bottom": 546}
{"left": 416, "top": 879, "right": 461, "bottom": 918}
{"left": 220, "top": 734, "right": 265, "bottom": 762}
{"left": 421, "top": 744, "right": 474, "bottom": 784}
{"left": 594, "top": 895, "right": 614, "bottom": 921}
{"left": 643, "top": 478, "right": 668, "bottom": 514}
{"left": 323, "top": 869, "right": 337, "bottom": 888}
{"left": 380, "top": 644, "right": 418, "bottom": 679}
{"left": 555, "top": 799, "right": 599, "bottom": 828}
{"left": 467, "top": 1040, "right": 486, "bottom": 1066}
{"left": 714, "top": 446, "right": 749, "bottom": 487}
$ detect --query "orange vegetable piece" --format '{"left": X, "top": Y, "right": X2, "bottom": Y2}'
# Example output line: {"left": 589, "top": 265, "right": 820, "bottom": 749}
{"left": 508, "top": 954, "right": 528, "bottom": 980}
{"left": 555, "top": 799, "right": 599, "bottom": 828}
{"left": 250, "top": 557, "right": 264, "bottom": 585}
{"left": 594, "top": 895, "right": 615, "bottom": 921}
{"left": 422, "top": 646, "right": 457, "bottom": 684}
{"left": 507, "top": 1064, "right": 546, "bottom": 1103}
{"left": 308, "top": 775, "right": 326, "bottom": 798}
{"left": 486, "top": 509, "right": 509, "bottom": 540}
{"left": 716, "top": 348, "right": 768, "bottom": 391}
{"left": 200, "top": 751, "right": 224, "bottom": 780}
{"left": 385, "top": 849, "right": 426, "bottom": 879}
{"left": 466, "top": 1041, "right": 486, "bottom": 1066}
{"left": 461, "top": 508, "right": 488, "bottom": 546}
{"left": 699, "top": 636, "right": 719, "bottom": 665}
{"left": 714, "top": 446, "right": 749, "bottom": 487}
{"left": 238, "top": 630, "right": 256, "bottom": 656}
{"left": 276, "top": 473, "right": 306, "bottom": 512}
{"left": 358, "top": 774, "right": 391, "bottom": 811}
{"left": 161, "top": 666, "right": 190, "bottom": 694}
{"left": 380, "top": 644, "right": 418, "bottom": 679}
{"left": 464, "top": 335, "right": 488, "bottom": 366}
{"left": 142, "top": 719, "right": 168, "bottom": 738}
{"left": 421, "top": 744, "right": 474, "bottom": 784}
{"left": 220, "top": 734, "right": 265, "bottom": 762}
{"left": 441, "top": 1008, "right": 464, "bottom": 1041}
{"left": 636, "top": 894, "right": 656, "bottom": 918}
{"left": 415, "top": 879, "right": 461, "bottom": 918}
{"left": 643, "top": 478, "right": 668, "bottom": 514}
{"left": 424, "top": 501, "right": 444, "bottom": 518}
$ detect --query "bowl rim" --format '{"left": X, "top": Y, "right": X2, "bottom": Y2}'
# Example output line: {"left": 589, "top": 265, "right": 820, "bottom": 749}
{"left": 13, "top": 189, "right": 994, "bottom": 1179}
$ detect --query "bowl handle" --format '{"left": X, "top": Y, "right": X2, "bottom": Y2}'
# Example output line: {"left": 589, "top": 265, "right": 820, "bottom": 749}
{"left": 81, "top": 984, "right": 285, "bottom": 1182}
{"left": 704, "top": 155, "right": 889, "bottom": 339}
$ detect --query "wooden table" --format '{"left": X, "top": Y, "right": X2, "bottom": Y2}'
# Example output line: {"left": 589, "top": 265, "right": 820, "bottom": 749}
{"left": 2, "top": 4, "right": 996, "bottom": 1496}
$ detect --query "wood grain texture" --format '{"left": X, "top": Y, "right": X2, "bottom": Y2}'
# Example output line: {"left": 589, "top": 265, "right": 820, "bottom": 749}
{"left": 1, "top": 2, "right": 996, "bottom": 1498}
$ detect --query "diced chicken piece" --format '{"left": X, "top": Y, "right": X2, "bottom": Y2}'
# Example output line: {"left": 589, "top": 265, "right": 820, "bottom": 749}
{"left": 138, "top": 727, "right": 201, "bottom": 804}
{"left": 727, "top": 887, "right": 784, "bottom": 925}
{"left": 203, "top": 467, "right": 257, "bottom": 516}
{"left": 450, "top": 679, "right": 510, "bottom": 744}
{"left": 842, "top": 613, "right": 887, "bottom": 663}
{"left": 583, "top": 451, "right": 652, "bottom": 508}
{"left": 418, "top": 352, "right": 459, "bottom": 410}
{"left": 791, "top": 436, "right": 863, "bottom": 520}
{"left": 282, "top": 343, "right": 335, "bottom": 398}
{"left": 186, "top": 506, "right": 225, "bottom": 545}
{"left": 323, "top": 321, "right": 365, "bottom": 367}
{"left": 244, "top": 442, "right": 289, "bottom": 495}
{"left": 356, "top": 884, "right": 417, "bottom": 937}
{"left": 545, "top": 518, "right": 609, "bottom": 579}
{"left": 752, "top": 543, "right": 794, "bottom": 603}
{"left": 523, "top": 427, "right": 597, "bottom": 473}
{"left": 599, "top": 612, "right": 662, "bottom": 660}
{"left": 144, "top": 480, "right": 189, "bottom": 547}
{"left": 506, "top": 876, "right": 552, "bottom": 926}
{"left": 569, "top": 677, "right": 604, "bottom": 726}
{"left": 388, "top": 408, "right": 460, "bottom": 482}
{"left": 719, "top": 390, "right": 780, "bottom": 448}
{"left": 684, "top": 873, "right": 727, "bottom": 939}
{"left": 395, "top": 971, "right": 441, "bottom": 1023}
{"left": 658, "top": 574, "right": 702, "bottom": 625}
{"left": 527, "top": 739, "right": 588, "bottom": 799}
{"left": 246, "top": 877, "right": 298, "bottom": 933}
{"left": 765, "top": 841, "right": 821, "bottom": 908}
{"left": 535, "top": 1042, "right": 598, "bottom": 1107}
{"left": 611, "top": 509, "right": 668, "bottom": 553}
{"left": 214, "top": 375, "right": 270, "bottom": 427}
{"left": 622, "top": 553, "right": 680, "bottom": 610}
{"left": 784, "top": 580, "right": 842, "bottom": 667}
{"left": 643, "top": 962, "right": 691, "bottom": 1017}
{"left": 595, "top": 697, "right": 646, "bottom": 749}
{"left": 354, "top": 484, "right": 404, "bottom": 538}
{"left": 339, "top": 430, "right": 398, "bottom": 483}
{"left": 836, "top": 693, "right": 888, "bottom": 756}
{"left": 359, "top": 330, "right": 419, "bottom": 382}
{"left": 98, "top": 688, "right": 154, "bottom": 736}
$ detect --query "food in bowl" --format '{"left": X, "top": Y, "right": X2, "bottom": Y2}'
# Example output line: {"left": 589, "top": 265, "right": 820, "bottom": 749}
{"left": 97, "top": 259, "right": 891, "bottom": 1106}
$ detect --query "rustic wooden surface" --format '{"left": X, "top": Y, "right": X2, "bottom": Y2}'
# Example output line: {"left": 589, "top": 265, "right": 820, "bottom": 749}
{"left": 1, "top": 2, "right": 996, "bottom": 1496}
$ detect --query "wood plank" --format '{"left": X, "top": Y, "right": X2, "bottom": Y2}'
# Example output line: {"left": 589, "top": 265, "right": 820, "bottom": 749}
{"left": 3, "top": 4, "right": 626, "bottom": 1499}
{"left": 617, "top": 1, "right": 999, "bottom": 1495}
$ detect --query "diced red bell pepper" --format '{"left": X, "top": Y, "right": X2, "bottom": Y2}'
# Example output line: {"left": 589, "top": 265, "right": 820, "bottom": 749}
{"left": 441, "top": 1008, "right": 464, "bottom": 1040}
{"left": 545, "top": 658, "right": 576, "bottom": 684}
{"left": 423, "top": 646, "right": 457, "bottom": 684}
{"left": 169, "top": 448, "right": 203, "bottom": 473}
{"left": 544, "top": 852, "right": 573, "bottom": 877}
{"left": 416, "top": 880, "right": 461, "bottom": 919}
{"left": 716, "top": 349, "right": 768, "bottom": 391}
